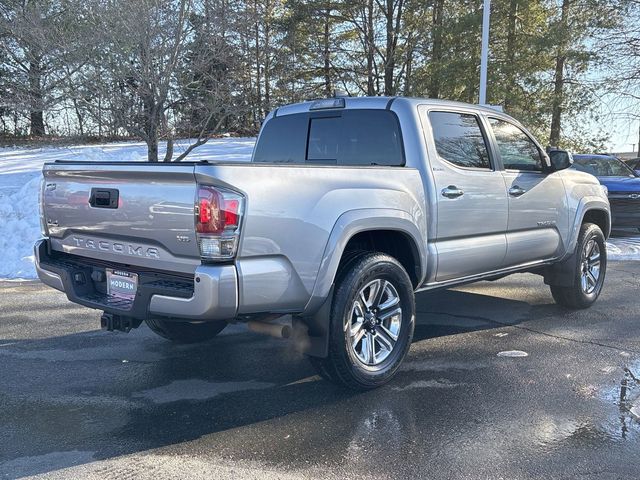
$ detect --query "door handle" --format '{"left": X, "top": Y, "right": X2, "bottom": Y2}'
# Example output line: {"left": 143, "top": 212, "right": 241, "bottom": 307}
{"left": 441, "top": 185, "right": 464, "bottom": 199}
{"left": 89, "top": 188, "right": 119, "bottom": 209}
{"left": 509, "top": 186, "right": 526, "bottom": 197}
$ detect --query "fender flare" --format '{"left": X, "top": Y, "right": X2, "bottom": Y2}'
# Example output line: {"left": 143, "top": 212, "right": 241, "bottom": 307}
{"left": 565, "top": 197, "right": 611, "bottom": 257}
{"left": 545, "top": 198, "right": 610, "bottom": 287}
{"left": 295, "top": 208, "right": 427, "bottom": 357}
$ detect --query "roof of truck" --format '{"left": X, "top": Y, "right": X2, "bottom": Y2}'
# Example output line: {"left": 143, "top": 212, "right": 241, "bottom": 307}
{"left": 272, "top": 96, "right": 507, "bottom": 119}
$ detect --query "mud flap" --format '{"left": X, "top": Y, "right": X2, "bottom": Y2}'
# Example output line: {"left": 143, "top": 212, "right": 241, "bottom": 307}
{"left": 543, "top": 251, "right": 578, "bottom": 287}
{"left": 292, "top": 286, "right": 334, "bottom": 358}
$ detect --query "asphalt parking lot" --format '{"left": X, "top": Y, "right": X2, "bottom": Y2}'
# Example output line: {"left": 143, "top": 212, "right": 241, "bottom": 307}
{"left": 1, "top": 262, "right": 640, "bottom": 479}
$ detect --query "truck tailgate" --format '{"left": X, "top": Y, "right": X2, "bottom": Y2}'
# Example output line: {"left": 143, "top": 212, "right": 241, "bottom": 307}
{"left": 42, "top": 162, "right": 201, "bottom": 274}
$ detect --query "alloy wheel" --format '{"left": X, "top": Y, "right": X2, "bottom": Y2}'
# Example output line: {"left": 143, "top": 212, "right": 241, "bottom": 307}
{"left": 345, "top": 279, "right": 403, "bottom": 366}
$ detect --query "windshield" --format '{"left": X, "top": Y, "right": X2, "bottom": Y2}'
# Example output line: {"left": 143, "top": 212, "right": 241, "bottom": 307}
{"left": 572, "top": 155, "right": 636, "bottom": 177}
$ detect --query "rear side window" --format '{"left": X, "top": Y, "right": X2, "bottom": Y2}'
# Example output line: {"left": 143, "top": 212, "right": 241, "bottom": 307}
{"left": 489, "top": 118, "right": 543, "bottom": 172}
{"left": 307, "top": 117, "right": 341, "bottom": 162}
{"left": 253, "top": 114, "right": 308, "bottom": 163}
{"left": 307, "top": 110, "right": 404, "bottom": 166}
{"left": 253, "top": 109, "right": 404, "bottom": 166}
{"left": 429, "top": 111, "right": 491, "bottom": 169}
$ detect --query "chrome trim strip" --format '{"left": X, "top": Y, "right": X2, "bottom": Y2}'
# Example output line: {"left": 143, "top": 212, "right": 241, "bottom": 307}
{"left": 416, "top": 258, "right": 556, "bottom": 292}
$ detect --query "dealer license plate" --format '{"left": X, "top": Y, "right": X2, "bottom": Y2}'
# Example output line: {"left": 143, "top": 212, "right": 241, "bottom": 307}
{"left": 106, "top": 269, "right": 138, "bottom": 299}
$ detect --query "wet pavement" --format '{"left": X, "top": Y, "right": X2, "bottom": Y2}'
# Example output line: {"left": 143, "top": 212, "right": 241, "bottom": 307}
{"left": 607, "top": 231, "right": 640, "bottom": 261}
{"left": 1, "top": 262, "right": 640, "bottom": 479}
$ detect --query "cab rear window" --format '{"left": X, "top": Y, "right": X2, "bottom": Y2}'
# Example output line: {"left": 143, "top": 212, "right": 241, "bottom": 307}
{"left": 253, "top": 109, "right": 404, "bottom": 166}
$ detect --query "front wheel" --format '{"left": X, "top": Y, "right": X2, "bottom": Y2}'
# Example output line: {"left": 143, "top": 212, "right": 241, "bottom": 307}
{"left": 145, "top": 317, "right": 227, "bottom": 343}
{"left": 550, "top": 222, "right": 607, "bottom": 309}
{"left": 309, "top": 253, "right": 415, "bottom": 390}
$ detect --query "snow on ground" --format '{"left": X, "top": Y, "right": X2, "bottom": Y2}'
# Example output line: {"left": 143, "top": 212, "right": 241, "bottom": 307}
{"left": 0, "top": 136, "right": 639, "bottom": 280}
{"left": 0, "top": 138, "right": 255, "bottom": 279}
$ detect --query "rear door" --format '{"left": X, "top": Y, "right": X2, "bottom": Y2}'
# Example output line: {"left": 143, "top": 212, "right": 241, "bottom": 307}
{"left": 486, "top": 117, "right": 567, "bottom": 266}
{"left": 421, "top": 108, "right": 508, "bottom": 282}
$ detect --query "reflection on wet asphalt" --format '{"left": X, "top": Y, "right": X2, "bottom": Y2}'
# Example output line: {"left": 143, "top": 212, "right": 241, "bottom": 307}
{"left": 607, "top": 232, "right": 640, "bottom": 260}
{"left": 1, "top": 262, "right": 640, "bottom": 479}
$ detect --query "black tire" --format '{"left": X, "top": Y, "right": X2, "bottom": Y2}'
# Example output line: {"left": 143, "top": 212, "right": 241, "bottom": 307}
{"left": 145, "top": 317, "right": 227, "bottom": 343}
{"left": 550, "top": 222, "right": 607, "bottom": 309}
{"left": 309, "top": 252, "right": 415, "bottom": 390}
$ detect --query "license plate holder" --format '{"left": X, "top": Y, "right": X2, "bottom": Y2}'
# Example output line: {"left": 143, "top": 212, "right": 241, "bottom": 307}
{"left": 106, "top": 269, "right": 138, "bottom": 299}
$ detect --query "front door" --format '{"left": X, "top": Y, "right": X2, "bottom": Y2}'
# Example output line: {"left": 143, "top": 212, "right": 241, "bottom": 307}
{"left": 422, "top": 109, "right": 509, "bottom": 282}
{"left": 487, "top": 117, "right": 568, "bottom": 267}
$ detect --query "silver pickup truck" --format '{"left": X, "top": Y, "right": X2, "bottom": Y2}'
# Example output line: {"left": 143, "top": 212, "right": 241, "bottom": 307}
{"left": 36, "top": 96, "right": 610, "bottom": 389}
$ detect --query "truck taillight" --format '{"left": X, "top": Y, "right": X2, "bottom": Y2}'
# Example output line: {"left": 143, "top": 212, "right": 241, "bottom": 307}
{"left": 195, "top": 186, "right": 244, "bottom": 261}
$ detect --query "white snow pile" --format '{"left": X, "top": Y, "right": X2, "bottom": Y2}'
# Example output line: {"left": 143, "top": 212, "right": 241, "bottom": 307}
{"left": 0, "top": 138, "right": 255, "bottom": 279}
{"left": 0, "top": 177, "right": 41, "bottom": 278}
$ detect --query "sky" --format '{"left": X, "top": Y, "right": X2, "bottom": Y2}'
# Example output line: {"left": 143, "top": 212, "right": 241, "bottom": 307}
{"left": 583, "top": 91, "right": 640, "bottom": 155}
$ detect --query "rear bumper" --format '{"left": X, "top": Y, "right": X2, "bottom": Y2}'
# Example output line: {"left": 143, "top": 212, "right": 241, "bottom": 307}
{"left": 34, "top": 239, "right": 238, "bottom": 321}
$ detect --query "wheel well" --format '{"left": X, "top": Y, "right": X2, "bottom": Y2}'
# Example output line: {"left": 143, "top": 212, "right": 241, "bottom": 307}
{"left": 583, "top": 210, "right": 609, "bottom": 237}
{"left": 342, "top": 230, "right": 421, "bottom": 287}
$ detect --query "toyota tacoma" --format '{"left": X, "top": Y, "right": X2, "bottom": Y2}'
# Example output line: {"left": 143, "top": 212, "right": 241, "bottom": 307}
{"left": 35, "top": 96, "right": 611, "bottom": 389}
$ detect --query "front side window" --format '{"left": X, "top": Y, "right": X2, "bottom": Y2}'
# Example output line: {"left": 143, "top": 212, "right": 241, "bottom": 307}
{"left": 489, "top": 118, "right": 543, "bottom": 172}
{"left": 429, "top": 111, "right": 491, "bottom": 169}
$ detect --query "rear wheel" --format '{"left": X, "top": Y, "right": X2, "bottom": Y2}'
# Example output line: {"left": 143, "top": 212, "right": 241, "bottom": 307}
{"left": 550, "top": 222, "right": 607, "bottom": 309}
{"left": 145, "top": 317, "right": 227, "bottom": 343}
{"left": 309, "top": 252, "right": 415, "bottom": 390}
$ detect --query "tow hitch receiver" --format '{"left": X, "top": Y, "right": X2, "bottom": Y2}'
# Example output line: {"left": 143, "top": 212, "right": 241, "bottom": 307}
{"left": 100, "top": 313, "right": 142, "bottom": 333}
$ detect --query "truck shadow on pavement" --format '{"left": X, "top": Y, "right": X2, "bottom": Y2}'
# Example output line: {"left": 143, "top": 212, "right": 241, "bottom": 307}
{"left": 0, "top": 283, "right": 613, "bottom": 478}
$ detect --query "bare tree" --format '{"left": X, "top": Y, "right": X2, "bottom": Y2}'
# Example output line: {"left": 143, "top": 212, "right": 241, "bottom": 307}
{"left": 86, "top": 0, "right": 239, "bottom": 161}
{"left": 0, "top": 0, "right": 91, "bottom": 135}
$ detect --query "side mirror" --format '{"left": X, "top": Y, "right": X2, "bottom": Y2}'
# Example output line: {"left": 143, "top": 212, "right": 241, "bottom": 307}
{"left": 546, "top": 147, "right": 573, "bottom": 172}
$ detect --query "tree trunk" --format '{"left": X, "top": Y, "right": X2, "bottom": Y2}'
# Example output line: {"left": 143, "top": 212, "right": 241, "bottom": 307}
{"left": 504, "top": 0, "right": 518, "bottom": 109}
{"left": 323, "top": 6, "right": 332, "bottom": 97}
{"left": 549, "top": 54, "right": 565, "bottom": 146}
{"left": 383, "top": 0, "right": 394, "bottom": 95}
{"left": 366, "top": 0, "right": 375, "bottom": 96}
{"left": 383, "top": 0, "right": 402, "bottom": 96}
{"left": 264, "top": 0, "right": 271, "bottom": 112}
{"left": 144, "top": 96, "right": 159, "bottom": 162}
{"left": 254, "top": 1, "right": 262, "bottom": 120}
{"left": 162, "top": 111, "right": 173, "bottom": 162}
{"left": 30, "top": 111, "right": 45, "bottom": 136}
{"left": 147, "top": 136, "right": 159, "bottom": 163}
{"left": 428, "top": 0, "right": 444, "bottom": 98}
{"left": 29, "top": 60, "right": 45, "bottom": 136}
{"left": 550, "top": 0, "right": 570, "bottom": 146}
{"left": 164, "top": 137, "right": 174, "bottom": 162}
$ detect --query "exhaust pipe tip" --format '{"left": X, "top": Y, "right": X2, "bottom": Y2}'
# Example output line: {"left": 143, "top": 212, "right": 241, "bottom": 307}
{"left": 281, "top": 325, "right": 292, "bottom": 339}
{"left": 248, "top": 320, "right": 291, "bottom": 339}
